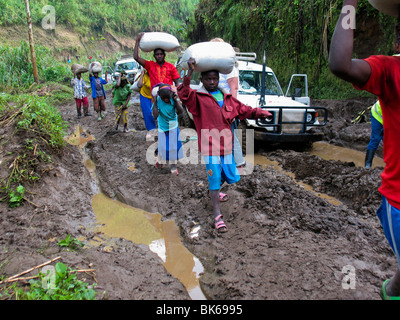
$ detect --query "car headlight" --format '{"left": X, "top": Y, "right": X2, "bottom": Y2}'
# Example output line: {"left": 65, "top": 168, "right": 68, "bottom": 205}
{"left": 306, "top": 112, "right": 315, "bottom": 123}
{"left": 259, "top": 111, "right": 274, "bottom": 124}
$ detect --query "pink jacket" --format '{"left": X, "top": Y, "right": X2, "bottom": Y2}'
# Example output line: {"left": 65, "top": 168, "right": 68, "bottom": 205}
{"left": 177, "top": 76, "right": 271, "bottom": 156}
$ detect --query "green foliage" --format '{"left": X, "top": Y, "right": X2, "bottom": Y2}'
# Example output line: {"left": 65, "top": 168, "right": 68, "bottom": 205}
{"left": 15, "top": 262, "right": 97, "bottom": 300}
{"left": 0, "top": 93, "right": 68, "bottom": 207}
{"left": 189, "top": 0, "right": 397, "bottom": 99}
{"left": 8, "top": 185, "right": 25, "bottom": 208}
{"left": 58, "top": 234, "right": 84, "bottom": 251}
{"left": 0, "top": 41, "right": 71, "bottom": 90}
{"left": 0, "top": 0, "right": 199, "bottom": 39}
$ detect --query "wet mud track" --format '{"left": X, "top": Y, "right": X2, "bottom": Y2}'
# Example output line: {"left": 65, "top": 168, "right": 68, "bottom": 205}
{"left": 0, "top": 92, "right": 395, "bottom": 300}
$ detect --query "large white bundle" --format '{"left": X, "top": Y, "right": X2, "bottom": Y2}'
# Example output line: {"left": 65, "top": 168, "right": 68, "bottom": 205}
{"left": 71, "top": 63, "right": 88, "bottom": 74}
{"left": 368, "top": 0, "right": 400, "bottom": 16}
{"left": 179, "top": 42, "right": 236, "bottom": 74}
{"left": 89, "top": 61, "right": 102, "bottom": 73}
{"left": 139, "top": 32, "right": 180, "bottom": 52}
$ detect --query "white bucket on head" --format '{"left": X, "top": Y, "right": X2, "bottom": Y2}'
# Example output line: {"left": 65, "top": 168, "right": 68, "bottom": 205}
{"left": 179, "top": 42, "right": 236, "bottom": 74}
{"left": 369, "top": 0, "right": 400, "bottom": 17}
{"left": 139, "top": 32, "right": 180, "bottom": 52}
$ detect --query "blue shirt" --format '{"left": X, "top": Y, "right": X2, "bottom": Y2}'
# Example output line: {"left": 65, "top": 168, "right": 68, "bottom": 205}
{"left": 209, "top": 90, "right": 224, "bottom": 107}
{"left": 89, "top": 75, "right": 107, "bottom": 98}
{"left": 154, "top": 96, "right": 178, "bottom": 132}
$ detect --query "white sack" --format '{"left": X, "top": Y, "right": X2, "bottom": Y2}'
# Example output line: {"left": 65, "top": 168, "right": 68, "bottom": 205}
{"left": 368, "top": 0, "right": 400, "bottom": 17}
{"left": 89, "top": 61, "right": 102, "bottom": 73}
{"left": 139, "top": 32, "right": 180, "bottom": 52}
{"left": 179, "top": 42, "right": 236, "bottom": 74}
{"left": 71, "top": 64, "right": 89, "bottom": 74}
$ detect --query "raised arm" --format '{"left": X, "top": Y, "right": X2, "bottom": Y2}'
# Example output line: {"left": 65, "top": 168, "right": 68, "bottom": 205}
{"left": 328, "top": 0, "right": 371, "bottom": 87}
{"left": 134, "top": 33, "right": 147, "bottom": 68}
{"left": 177, "top": 58, "right": 200, "bottom": 116}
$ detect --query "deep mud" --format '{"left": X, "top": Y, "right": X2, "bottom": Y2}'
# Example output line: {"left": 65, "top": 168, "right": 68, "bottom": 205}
{"left": 0, "top": 90, "right": 395, "bottom": 300}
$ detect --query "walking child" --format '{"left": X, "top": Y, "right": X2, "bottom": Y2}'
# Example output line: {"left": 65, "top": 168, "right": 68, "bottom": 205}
{"left": 177, "top": 58, "right": 272, "bottom": 233}
{"left": 89, "top": 68, "right": 108, "bottom": 121}
{"left": 152, "top": 84, "right": 184, "bottom": 175}
{"left": 113, "top": 73, "right": 132, "bottom": 133}
{"left": 71, "top": 72, "right": 91, "bottom": 118}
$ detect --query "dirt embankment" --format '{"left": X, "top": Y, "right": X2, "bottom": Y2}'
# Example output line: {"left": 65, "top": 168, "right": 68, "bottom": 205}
{"left": 0, "top": 92, "right": 395, "bottom": 300}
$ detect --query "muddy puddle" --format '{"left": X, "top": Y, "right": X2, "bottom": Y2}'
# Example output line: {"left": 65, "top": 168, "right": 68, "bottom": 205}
{"left": 65, "top": 125, "right": 206, "bottom": 300}
{"left": 311, "top": 141, "right": 385, "bottom": 168}
{"left": 91, "top": 193, "right": 206, "bottom": 300}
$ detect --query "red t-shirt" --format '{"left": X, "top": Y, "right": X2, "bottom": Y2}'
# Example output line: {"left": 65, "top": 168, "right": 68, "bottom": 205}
{"left": 144, "top": 60, "right": 180, "bottom": 89}
{"left": 357, "top": 55, "right": 400, "bottom": 208}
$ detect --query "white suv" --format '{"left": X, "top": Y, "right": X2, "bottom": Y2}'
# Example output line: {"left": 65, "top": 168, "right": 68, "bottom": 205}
{"left": 113, "top": 55, "right": 141, "bottom": 84}
{"left": 176, "top": 52, "right": 328, "bottom": 145}
{"left": 235, "top": 52, "right": 327, "bottom": 145}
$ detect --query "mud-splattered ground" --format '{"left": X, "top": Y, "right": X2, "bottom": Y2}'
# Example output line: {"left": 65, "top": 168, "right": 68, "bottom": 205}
{"left": 0, "top": 90, "right": 395, "bottom": 301}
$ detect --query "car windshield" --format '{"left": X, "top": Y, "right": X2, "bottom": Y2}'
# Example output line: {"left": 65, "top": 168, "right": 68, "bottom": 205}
{"left": 239, "top": 70, "right": 283, "bottom": 96}
{"left": 116, "top": 61, "right": 138, "bottom": 71}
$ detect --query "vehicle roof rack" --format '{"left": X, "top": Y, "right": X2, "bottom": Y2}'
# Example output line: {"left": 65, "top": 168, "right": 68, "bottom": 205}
{"left": 236, "top": 52, "right": 257, "bottom": 62}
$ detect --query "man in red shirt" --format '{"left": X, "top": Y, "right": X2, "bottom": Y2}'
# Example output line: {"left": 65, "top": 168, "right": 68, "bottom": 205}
{"left": 329, "top": 0, "right": 400, "bottom": 300}
{"left": 134, "top": 32, "right": 180, "bottom": 89}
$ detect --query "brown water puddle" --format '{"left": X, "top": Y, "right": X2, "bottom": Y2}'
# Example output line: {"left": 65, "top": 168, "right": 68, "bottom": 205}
{"left": 247, "top": 154, "right": 342, "bottom": 206}
{"left": 65, "top": 127, "right": 206, "bottom": 300}
{"left": 64, "top": 125, "right": 94, "bottom": 148}
{"left": 91, "top": 193, "right": 206, "bottom": 300}
{"left": 311, "top": 141, "right": 385, "bottom": 168}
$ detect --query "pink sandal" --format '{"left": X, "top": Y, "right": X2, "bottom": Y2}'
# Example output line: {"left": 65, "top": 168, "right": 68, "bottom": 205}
{"left": 215, "top": 214, "right": 228, "bottom": 233}
{"left": 219, "top": 192, "right": 229, "bottom": 202}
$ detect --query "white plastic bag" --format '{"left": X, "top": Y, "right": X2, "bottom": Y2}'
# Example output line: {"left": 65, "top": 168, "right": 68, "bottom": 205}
{"left": 368, "top": 0, "right": 400, "bottom": 17}
{"left": 139, "top": 32, "right": 180, "bottom": 52}
{"left": 179, "top": 42, "right": 236, "bottom": 74}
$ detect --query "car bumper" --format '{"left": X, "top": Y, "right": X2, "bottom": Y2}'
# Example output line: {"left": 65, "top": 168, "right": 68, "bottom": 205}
{"left": 254, "top": 130, "right": 324, "bottom": 143}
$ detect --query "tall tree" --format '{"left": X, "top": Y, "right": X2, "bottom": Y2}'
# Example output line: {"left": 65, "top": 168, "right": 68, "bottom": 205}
{"left": 24, "top": 0, "right": 39, "bottom": 83}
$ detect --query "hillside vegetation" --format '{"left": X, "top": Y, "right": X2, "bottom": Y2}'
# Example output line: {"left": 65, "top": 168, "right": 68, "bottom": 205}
{"left": 0, "top": 0, "right": 199, "bottom": 39}
{"left": 188, "top": 0, "right": 398, "bottom": 98}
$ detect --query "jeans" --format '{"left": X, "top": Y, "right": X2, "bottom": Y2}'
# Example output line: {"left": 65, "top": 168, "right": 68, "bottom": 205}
{"left": 140, "top": 94, "right": 157, "bottom": 131}
{"left": 367, "top": 114, "right": 383, "bottom": 151}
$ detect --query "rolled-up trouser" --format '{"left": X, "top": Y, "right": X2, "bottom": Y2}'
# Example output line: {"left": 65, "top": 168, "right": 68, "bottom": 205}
{"left": 376, "top": 196, "right": 400, "bottom": 268}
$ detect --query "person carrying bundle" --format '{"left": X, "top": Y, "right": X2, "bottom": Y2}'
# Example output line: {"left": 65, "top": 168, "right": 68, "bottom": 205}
{"left": 112, "top": 73, "right": 133, "bottom": 133}
{"left": 177, "top": 57, "right": 272, "bottom": 234}
{"left": 134, "top": 32, "right": 180, "bottom": 89}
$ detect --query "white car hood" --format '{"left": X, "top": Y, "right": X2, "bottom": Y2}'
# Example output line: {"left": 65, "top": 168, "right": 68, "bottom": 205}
{"left": 238, "top": 94, "right": 306, "bottom": 108}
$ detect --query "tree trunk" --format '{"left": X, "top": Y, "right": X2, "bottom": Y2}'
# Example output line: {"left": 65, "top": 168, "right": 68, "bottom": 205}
{"left": 24, "top": 0, "right": 39, "bottom": 84}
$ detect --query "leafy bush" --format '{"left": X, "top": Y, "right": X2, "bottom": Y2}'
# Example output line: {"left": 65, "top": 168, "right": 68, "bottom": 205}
{"left": 16, "top": 262, "right": 97, "bottom": 300}
{"left": 0, "top": 41, "right": 71, "bottom": 90}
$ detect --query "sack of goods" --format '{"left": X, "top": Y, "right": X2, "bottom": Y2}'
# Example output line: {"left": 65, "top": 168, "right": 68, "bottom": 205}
{"left": 368, "top": 0, "right": 400, "bottom": 17}
{"left": 179, "top": 42, "right": 236, "bottom": 74}
{"left": 139, "top": 32, "right": 180, "bottom": 52}
{"left": 89, "top": 61, "right": 102, "bottom": 73}
{"left": 71, "top": 64, "right": 89, "bottom": 74}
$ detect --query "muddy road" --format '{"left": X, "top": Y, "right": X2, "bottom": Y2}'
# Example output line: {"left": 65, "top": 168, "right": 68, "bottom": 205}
{"left": 0, "top": 91, "right": 395, "bottom": 300}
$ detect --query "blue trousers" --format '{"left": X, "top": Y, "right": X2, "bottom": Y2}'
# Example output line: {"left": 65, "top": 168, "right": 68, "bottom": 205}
{"left": 367, "top": 115, "right": 383, "bottom": 151}
{"left": 139, "top": 94, "right": 156, "bottom": 131}
{"left": 376, "top": 196, "right": 400, "bottom": 267}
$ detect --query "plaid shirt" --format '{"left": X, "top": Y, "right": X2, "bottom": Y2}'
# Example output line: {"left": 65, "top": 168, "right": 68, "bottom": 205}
{"left": 71, "top": 78, "right": 89, "bottom": 99}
